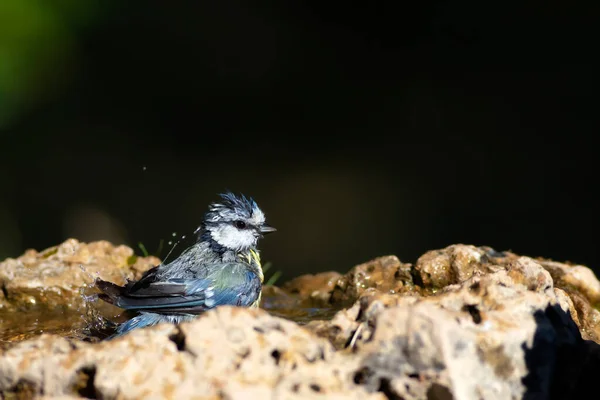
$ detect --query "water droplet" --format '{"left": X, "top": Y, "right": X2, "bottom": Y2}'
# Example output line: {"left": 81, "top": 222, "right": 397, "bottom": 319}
{"left": 142, "top": 165, "right": 147, "bottom": 171}
{"left": 181, "top": 235, "right": 186, "bottom": 239}
{"left": 168, "top": 241, "right": 173, "bottom": 245}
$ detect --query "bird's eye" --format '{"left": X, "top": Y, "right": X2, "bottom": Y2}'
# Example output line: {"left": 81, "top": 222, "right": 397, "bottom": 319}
{"left": 234, "top": 220, "right": 247, "bottom": 229}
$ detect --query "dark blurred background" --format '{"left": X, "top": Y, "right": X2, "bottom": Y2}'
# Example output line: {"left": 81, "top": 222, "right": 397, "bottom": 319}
{"left": 0, "top": 1, "right": 597, "bottom": 281}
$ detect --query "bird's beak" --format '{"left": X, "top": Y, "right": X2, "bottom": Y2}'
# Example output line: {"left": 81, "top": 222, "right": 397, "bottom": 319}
{"left": 259, "top": 224, "right": 277, "bottom": 234}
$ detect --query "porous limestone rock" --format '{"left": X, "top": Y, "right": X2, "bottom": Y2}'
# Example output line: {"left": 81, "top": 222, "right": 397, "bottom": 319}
{"left": 0, "top": 307, "right": 384, "bottom": 400}
{"left": 281, "top": 271, "right": 342, "bottom": 304}
{"left": 329, "top": 255, "right": 417, "bottom": 305}
{"left": 2, "top": 242, "right": 600, "bottom": 400}
{"left": 0, "top": 239, "right": 159, "bottom": 310}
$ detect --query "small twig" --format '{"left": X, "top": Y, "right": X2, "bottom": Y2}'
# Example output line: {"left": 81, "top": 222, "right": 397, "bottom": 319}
{"left": 349, "top": 323, "right": 363, "bottom": 349}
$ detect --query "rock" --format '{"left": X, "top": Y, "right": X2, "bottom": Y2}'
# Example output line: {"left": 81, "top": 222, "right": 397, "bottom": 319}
{"left": 330, "top": 256, "right": 417, "bottom": 305}
{"left": 530, "top": 258, "right": 600, "bottom": 343}
{"left": 413, "top": 244, "right": 512, "bottom": 288}
{"left": 349, "top": 264, "right": 581, "bottom": 400}
{"left": 302, "top": 249, "right": 600, "bottom": 399}
{"left": 3, "top": 242, "right": 600, "bottom": 399}
{"left": 304, "top": 302, "right": 361, "bottom": 349}
{"left": 0, "top": 307, "right": 384, "bottom": 400}
{"left": 537, "top": 259, "right": 600, "bottom": 305}
{"left": 561, "top": 290, "right": 600, "bottom": 342}
{"left": 281, "top": 271, "right": 342, "bottom": 304}
{"left": 0, "top": 239, "right": 159, "bottom": 311}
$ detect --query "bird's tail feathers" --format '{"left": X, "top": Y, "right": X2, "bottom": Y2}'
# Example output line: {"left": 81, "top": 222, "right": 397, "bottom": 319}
{"left": 95, "top": 278, "right": 125, "bottom": 304}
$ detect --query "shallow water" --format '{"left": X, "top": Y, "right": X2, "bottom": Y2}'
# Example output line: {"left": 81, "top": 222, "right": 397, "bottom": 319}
{"left": 0, "top": 291, "right": 339, "bottom": 348}
{"left": 0, "top": 308, "right": 93, "bottom": 347}
{"left": 260, "top": 292, "right": 340, "bottom": 324}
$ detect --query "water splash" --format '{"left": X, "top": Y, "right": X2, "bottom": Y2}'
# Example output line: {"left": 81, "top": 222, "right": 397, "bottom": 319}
{"left": 75, "top": 265, "right": 118, "bottom": 341}
{"left": 160, "top": 231, "right": 192, "bottom": 265}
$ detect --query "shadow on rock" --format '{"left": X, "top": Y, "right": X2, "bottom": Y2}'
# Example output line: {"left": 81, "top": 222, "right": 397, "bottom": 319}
{"left": 523, "top": 304, "right": 600, "bottom": 400}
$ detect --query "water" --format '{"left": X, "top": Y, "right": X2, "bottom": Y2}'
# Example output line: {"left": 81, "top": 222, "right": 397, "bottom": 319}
{"left": 261, "top": 292, "right": 340, "bottom": 324}
{"left": 0, "top": 286, "right": 127, "bottom": 348}
{"left": 0, "top": 289, "right": 339, "bottom": 348}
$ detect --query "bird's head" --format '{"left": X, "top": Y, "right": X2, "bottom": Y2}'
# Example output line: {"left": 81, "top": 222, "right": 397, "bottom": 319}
{"left": 202, "top": 192, "right": 276, "bottom": 252}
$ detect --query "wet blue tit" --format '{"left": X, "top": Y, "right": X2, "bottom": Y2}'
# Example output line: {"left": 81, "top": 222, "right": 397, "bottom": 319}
{"left": 95, "top": 192, "right": 276, "bottom": 337}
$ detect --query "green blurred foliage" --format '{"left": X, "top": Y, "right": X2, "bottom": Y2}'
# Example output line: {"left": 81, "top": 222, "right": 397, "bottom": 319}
{"left": 0, "top": 0, "right": 97, "bottom": 126}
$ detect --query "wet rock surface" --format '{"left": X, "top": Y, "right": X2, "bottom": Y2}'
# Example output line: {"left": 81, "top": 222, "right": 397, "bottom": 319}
{"left": 1, "top": 241, "right": 600, "bottom": 399}
{"left": 0, "top": 239, "right": 159, "bottom": 311}
{"left": 329, "top": 255, "right": 418, "bottom": 306}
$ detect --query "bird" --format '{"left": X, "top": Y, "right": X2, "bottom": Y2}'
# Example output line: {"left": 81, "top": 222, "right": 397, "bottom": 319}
{"left": 95, "top": 192, "right": 276, "bottom": 337}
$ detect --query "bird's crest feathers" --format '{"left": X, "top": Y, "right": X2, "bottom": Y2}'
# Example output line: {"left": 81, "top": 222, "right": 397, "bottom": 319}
{"left": 205, "top": 192, "right": 265, "bottom": 225}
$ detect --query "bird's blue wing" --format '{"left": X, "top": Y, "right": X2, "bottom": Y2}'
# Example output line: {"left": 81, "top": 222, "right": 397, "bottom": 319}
{"left": 112, "top": 265, "right": 262, "bottom": 315}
